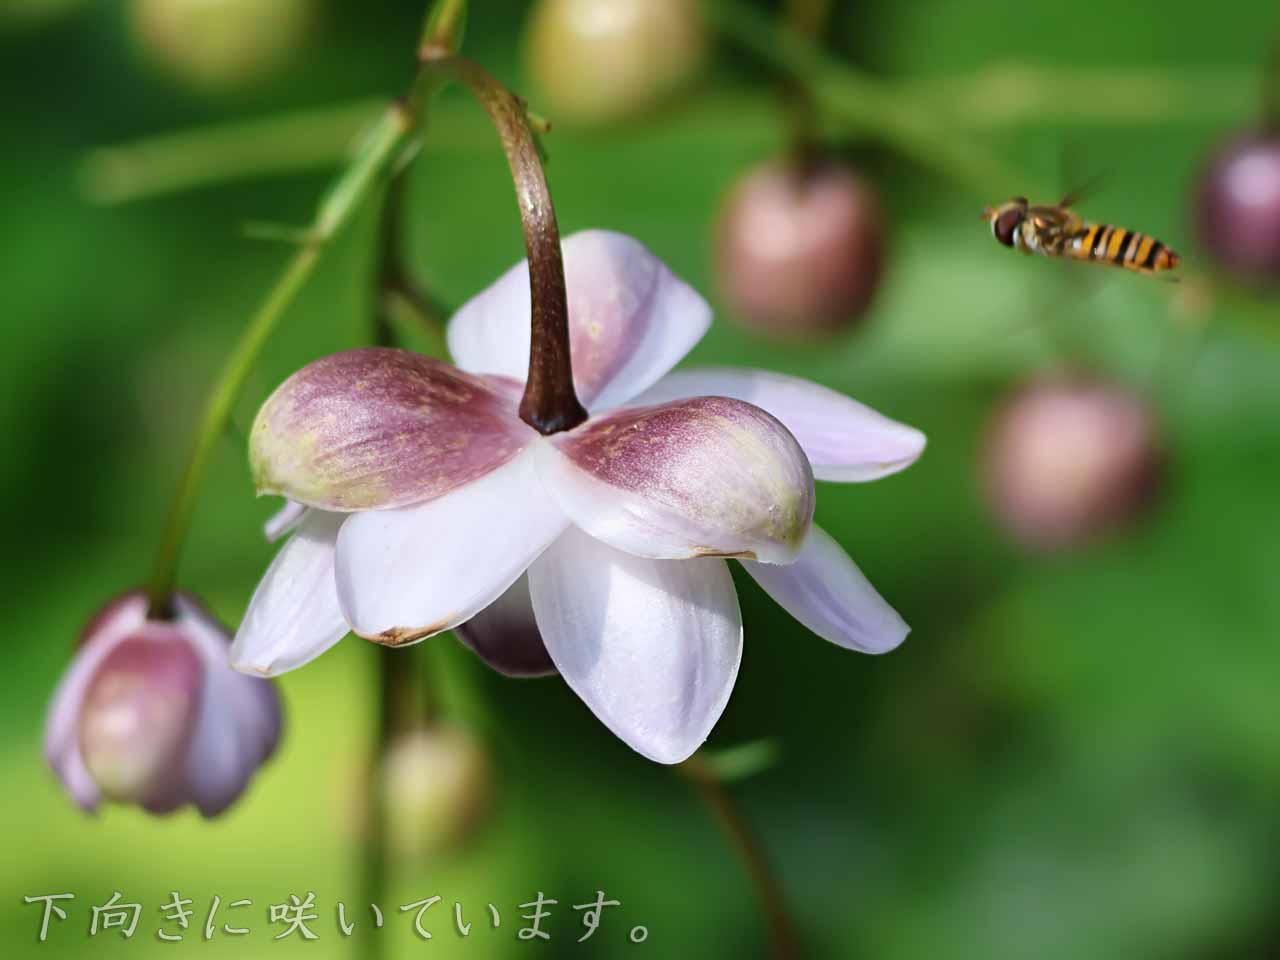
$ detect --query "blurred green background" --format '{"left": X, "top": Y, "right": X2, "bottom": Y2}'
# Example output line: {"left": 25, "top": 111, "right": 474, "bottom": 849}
{"left": 4, "top": 0, "right": 1280, "bottom": 957}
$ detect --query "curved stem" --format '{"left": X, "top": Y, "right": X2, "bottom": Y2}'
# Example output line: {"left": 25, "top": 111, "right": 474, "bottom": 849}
{"left": 707, "top": 0, "right": 1042, "bottom": 200}
{"left": 142, "top": 0, "right": 476, "bottom": 617}
{"left": 679, "top": 752, "right": 801, "bottom": 959}
{"left": 143, "top": 103, "right": 414, "bottom": 619}
{"left": 1265, "top": 27, "right": 1280, "bottom": 129}
{"left": 375, "top": 166, "right": 451, "bottom": 352}
{"left": 416, "top": 53, "right": 586, "bottom": 435}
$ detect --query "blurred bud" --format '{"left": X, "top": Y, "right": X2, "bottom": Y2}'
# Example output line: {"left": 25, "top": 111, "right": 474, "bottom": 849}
{"left": 45, "top": 590, "right": 282, "bottom": 817}
{"left": 982, "top": 377, "right": 1163, "bottom": 551}
{"left": 526, "top": 0, "right": 706, "bottom": 125}
{"left": 1195, "top": 132, "right": 1280, "bottom": 282}
{"left": 716, "top": 159, "right": 885, "bottom": 338}
{"left": 380, "top": 727, "right": 494, "bottom": 861}
{"left": 128, "top": 0, "right": 312, "bottom": 94}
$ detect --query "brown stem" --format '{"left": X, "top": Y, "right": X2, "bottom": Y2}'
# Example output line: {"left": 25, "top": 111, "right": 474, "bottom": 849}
{"left": 679, "top": 753, "right": 802, "bottom": 959}
{"left": 416, "top": 53, "right": 587, "bottom": 435}
{"left": 361, "top": 647, "right": 430, "bottom": 960}
{"left": 1264, "top": 27, "right": 1280, "bottom": 130}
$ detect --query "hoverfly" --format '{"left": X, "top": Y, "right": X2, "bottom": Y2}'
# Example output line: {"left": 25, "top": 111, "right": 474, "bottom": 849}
{"left": 981, "top": 194, "right": 1180, "bottom": 276}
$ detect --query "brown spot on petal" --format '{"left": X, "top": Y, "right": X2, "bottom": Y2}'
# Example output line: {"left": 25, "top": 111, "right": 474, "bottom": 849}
{"left": 362, "top": 619, "right": 453, "bottom": 648}
{"left": 692, "top": 547, "right": 758, "bottom": 560}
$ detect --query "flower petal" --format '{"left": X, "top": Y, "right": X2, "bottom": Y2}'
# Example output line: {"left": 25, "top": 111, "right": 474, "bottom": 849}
{"left": 637, "top": 368, "right": 926, "bottom": 482}
{"left": 45, "top": 593, "right": 147, "bottom": 783}
{"left": 264, "top": 499, "right": 307, "bottom": 543}
{"left": 44, "top": 591, "right": 153, "bottom": 812}
{"left": 447, "top": 230, "right": 712, "bottom": 410}
{"left": 455, "top": 574, "right": 556, "bottom": 678}
{"left": 741, "top": 525, "right": 908, "bottom": 654}
{"left": 231, "top": 511, "right": 349, "bottom": 677}
{"left": 528, "top": 528, "right": 742, "bottom": 764}
{"left": 177, "top": 596, "right": 283, "bottom": 817}
{"left": 535, "top": 397, "right": 814, "bottom": 563}
{"left": 251, "top": 347, "right": 533, "bottom": 511}
{"left": 334, "top": 448, "right": 567, "bottom": 646}
{"left": 77, "top": 626, "right": 203, "bottom": 809}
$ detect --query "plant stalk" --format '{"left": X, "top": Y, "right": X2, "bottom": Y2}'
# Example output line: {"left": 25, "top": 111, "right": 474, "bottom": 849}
{"left": 679, "top": 752, "right": 802, "bottom": 959}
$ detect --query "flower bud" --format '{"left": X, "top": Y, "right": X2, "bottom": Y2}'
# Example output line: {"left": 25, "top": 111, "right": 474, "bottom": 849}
{"left": 525, "top": 0, "right": 707, "bottom": 125}
{"left": 45, "top": 590, "right": 282, "bottom": 817}
{"left": 380, "top": 727, "right": 494, "bottom": 861}
{"left": 128, "top": 0, "right": 312, "bottom": 94}
{"left": 1195, "top": 131, "right": 1280, "bottom": 282}
{"left": 716, "top": 159, "right": 885, "bottom": 338}
{"left": 982, "top": 377, "right": 1163, "bottom": 551}
{"left": 78, "top": 632, "right": 202, "bottom": 805}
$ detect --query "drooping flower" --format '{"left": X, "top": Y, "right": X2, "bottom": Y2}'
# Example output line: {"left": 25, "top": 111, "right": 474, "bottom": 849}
{"left": 233, "top": 230, "right": 924, "bottom": 763}
{"left": 46, "top": 590, "right": 282, "bottom": 816}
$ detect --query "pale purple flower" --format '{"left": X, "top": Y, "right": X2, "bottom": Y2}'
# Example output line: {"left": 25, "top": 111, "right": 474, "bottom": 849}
{"left": 46, "top": 590, "right": 281, "bottom": 815}
{"left": 233, "top": 230, "right": 924, "bottom": 763}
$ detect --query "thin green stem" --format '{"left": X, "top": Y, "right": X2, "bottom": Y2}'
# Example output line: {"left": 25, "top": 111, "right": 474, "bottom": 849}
{"left": 420, "top": 0, "right": 467, "bottom": 55}
{"left": 375, "top": 166, "right": 451, "bottom": 352}
{"left": 144, "top": 244, "right": 319, "bottom": 619}
{"left": 707, "top": 0, "right": 1043, "bottom": 200}
{"left": 142, "top": 91, "right": 424, "bottom": 617}
{"left": 78, "top": 99, "right": 382, "bottom": 206}
{"left": 679, "top": 752, "right": 801, "bottom": 959}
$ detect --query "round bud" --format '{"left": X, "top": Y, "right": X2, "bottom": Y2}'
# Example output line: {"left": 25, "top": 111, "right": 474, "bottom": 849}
{"left": 1195, "top": 131, "right": 1280, "bottom": 282}
{"left": 715, "top": 159, "right": 885, "bottom": 338}
{"left": 982, "top": 377, "right": 1163, "bottom": 551}
{"left": 525, "top": 0, "right": 707, "bottom": 125}
{"left": 78, "top": 630, "right": 203, "bottom": 805}
{"left": 380, "top": 727, "right": 493, "bottom": 861}
{"left": 128, "top": 0, "right": 312, "bottom": 94}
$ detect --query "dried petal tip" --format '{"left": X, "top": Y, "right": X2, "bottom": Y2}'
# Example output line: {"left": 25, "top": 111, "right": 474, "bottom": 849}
{"left": 537, "top": 396, "right": 815, "bottom": 564}
{"left": 45, "top": 590, "right": 282, "bottom": 817}
{"left": 250, "top": 348, "right": 532, "bottom": 512}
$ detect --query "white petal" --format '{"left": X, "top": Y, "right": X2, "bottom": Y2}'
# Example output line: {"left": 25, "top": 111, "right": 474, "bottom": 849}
{"left": 637, "top": 368, "right": 926, "bottom": 482}
{"left": 170, "top": 596, "right": 280, "bottom": 817}
{"left": 231, "top": 511, "right": 349, "bottom": 677}
{"left": 528, "top": 528, "right": 743, "bottom": 764}
{"left": 264, "top": 499, "right": 307, "bottom": 543}
{"left": 447, "top": 230, "right": 711, "bottom": 410}
{"left": 334, "top": 447, "right": 567, "bottom": 645}
{"left": 741, "top": 525, "right": 908, "bottom": 654}
{"left": 43, "top": 592, "right": 149, "bottom": 812}
{"left": 455, "top": 574, "right": 556, "bottom": 678}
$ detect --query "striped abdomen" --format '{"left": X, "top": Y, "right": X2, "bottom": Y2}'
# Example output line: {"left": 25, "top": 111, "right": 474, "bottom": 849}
{"left": 1067, "top": 223, "right": 1180, "bottom": 274}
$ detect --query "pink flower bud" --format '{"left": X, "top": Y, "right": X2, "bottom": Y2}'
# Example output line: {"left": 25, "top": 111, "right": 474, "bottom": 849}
{"left": 716, "top": 160, "right": 885, "bottom": 338}
{"left": 1195, "top": 131, "right": 1280, "bottom": 282}
{"left": 982, "top": 377, "right": 1163, "bottom": 551}
{"left": 45, "top": 590, "right": 282, "bottom": 817}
